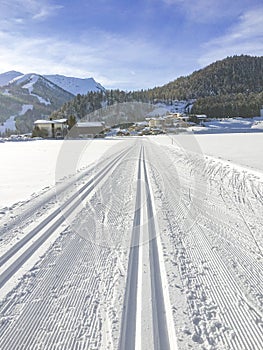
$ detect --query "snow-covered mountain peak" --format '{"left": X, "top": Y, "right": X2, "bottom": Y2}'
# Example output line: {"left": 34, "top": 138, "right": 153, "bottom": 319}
{"left": 0, "top": 71, "right": 23, "bottom": 87}
{"left": 44, "top": 74, "right": 105, "bottom": 95}
{"left": 9, "top": 73, "right": 38, "bottom": 84}
{"left": 0, "top": 71, "right": 105, "bottom": 96}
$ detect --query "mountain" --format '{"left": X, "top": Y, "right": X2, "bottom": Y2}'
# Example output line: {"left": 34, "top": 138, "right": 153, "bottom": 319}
{"left": 53, "top": 55, "right": 263, "bottom": 122}
{"left": 149, "top": 55, "right": 263, "bottom": 100}
{"left": 44, "top": 75, "right": 105, "bottom": 95}
{"left": 0, "top": 73, "right": 74, "bottom": 134}
{"left": 0, "top": 71, "right": 23, "bottom": 87}
{"left": 0, "top": 72, "right": 105, "bottom": 134}
{"left": 147, "top": 55, "right": 263, "bottom": 117}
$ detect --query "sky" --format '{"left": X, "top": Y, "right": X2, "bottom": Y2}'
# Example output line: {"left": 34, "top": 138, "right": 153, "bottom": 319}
{"left": 0, "top": 0, "right": 262, "bottom": 90}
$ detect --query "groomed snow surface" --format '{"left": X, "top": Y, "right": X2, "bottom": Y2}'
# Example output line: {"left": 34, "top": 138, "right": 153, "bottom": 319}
{"left": 0, "top": 135, "right": 262, "bottom": 350}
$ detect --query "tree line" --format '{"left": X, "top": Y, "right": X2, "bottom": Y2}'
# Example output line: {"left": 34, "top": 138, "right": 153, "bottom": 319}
{"left": 51, "top": 55, "right": 263, "bottom": 120}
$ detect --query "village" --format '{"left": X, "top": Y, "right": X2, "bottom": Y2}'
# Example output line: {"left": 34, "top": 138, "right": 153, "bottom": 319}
{"left": 30, "top": 111, "right": 209, "bottom": 139}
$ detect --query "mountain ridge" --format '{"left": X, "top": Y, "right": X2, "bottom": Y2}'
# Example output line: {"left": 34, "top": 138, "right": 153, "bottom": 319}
{"left": 52, "top": 55, "right": 263, "bottom": 121}
{"left": 44, "top": 74, "right": 105, "bottom": 95}
{"left": 0, "top": 71, "right": 105, "bottom": 96}
{"left": 0, "top": 72, "right": 105, "bottom": 134}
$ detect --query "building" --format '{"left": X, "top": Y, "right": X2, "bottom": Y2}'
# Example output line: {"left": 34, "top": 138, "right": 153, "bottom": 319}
{"left": 33, "top": 119, "right": 68, "bottom": 138}
{"left": 147, "top": 113, "right": 190, "bottom": 129}
{"left": 67, "top": 122, "right": 105, "bottom": 138}
{"left": 195, "top": 114, "right": 208, "bottom": 122}
{"left": 146, "top": 117, "right": 166, "bottom": 129}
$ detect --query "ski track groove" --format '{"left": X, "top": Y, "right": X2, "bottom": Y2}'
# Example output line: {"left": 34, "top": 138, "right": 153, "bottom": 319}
{"left": 118, "top": 145, "right": 175, "bottom": 350}
{"left": 0, "top": 146, "right": 131, "bottom": 290}
{"left": 0, "top": 138, "right": 262, "bottom": 349}
{"left": 145, "top": 139, "right": 263, "bottom": 350}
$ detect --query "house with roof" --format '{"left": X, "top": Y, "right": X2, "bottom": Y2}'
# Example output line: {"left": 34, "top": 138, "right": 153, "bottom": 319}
{"left": 67, "top": 121, "right": 105, "bottom": 138}
{"left": 33, "top": 119, "right": 68, "bottom": 138}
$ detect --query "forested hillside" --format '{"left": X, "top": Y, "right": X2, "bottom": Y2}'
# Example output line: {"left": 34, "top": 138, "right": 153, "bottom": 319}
{"left": 150, "top": 55, "right": 263, "bottom": 99}
{"left": 52, "top": 55, "right": 263, "bottom": 120}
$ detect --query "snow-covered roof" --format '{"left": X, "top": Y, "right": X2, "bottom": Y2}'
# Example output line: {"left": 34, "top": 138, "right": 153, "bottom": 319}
{"left": 34, "top": 118, "right": 67, "bottom": 125}
{"left": 196, "top": 114, "right": 208, "bottom": 119}
{"left": 53, "top": 118, "right": 68, "bottom": 123}
{"left": 76, "top": 122, "right": 104, "bottom": 127}
{"left": 34, "top": 120, "right": 52, "bottom": 124}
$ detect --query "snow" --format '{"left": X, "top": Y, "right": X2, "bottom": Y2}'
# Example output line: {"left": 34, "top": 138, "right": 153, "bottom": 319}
{"left": 8, "top": 74, "right": 51, "bottom": 106}
{"left": 0, "top": 137, "right": 262, "bottom": 349}
{"left": 9, "top": 73, "right": 36, "bottom": 87}
{"left": 31, "top": 93, "right": 51, "bottom": 105}
{"left": 194, "top": 133, "right": 263, "bottom": 173}
{"left": 0, "top": 139, "right": 121, "bottom": 208}
{"left": 0, "top": 105, "right": 33, "bottom": 134}
{"left": 34, "top": 119, "right": 53, "bottom": 124}
{"left": 1, "top": 133, "right": 262, "bottom": 209}
{"left": 0, "top": 71, "right": 23, "bottom": 86}
{"left": 22, "top": 75, "right": 39, "bottom": 93}
{"left": 0, "top": 116, "right": 16, "bottom": 134}
{"left": 19, "top": 104, "right": 33, "bottom": 115}
{"left": 76, "top": 121, "right": 104, "bottom": 127}
{"left": 146, "top": 106, "right": 169, "bottom": 117}
{"left": 34, "top": 118, "right": 67, "bottom": 125}
{"left": 153, "top": 133, "right": 263, "bottom": 173}
{"left": 1, "top": 71, "right": 105, "bottom": 97}
{"left": 44, "top": 74, "right": 105, "bottom": 95}
{"left": 251, "top": 121, "right": 263, "bottom": 129}
{"left": 190, "top": 116, "right": 263, "bottom": 133}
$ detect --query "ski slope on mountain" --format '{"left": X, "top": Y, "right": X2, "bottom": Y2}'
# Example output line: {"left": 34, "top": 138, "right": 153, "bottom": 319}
{"left": 0, "top": 71, "right": 105, "bottom": 95}
{"left": 44, "top": 75, "right": 105, "bottom": 95}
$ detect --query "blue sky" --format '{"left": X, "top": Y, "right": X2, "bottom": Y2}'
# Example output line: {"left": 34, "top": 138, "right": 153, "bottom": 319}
{"left": 0, "top": 0, "right": 262, "bottom": 90}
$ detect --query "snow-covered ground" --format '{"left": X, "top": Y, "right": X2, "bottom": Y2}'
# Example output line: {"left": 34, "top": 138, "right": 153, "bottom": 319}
{"left": 0, "top": 139, "right": 121, "bottom": 208}
{"left": 2, "top": 133, "right": 262, "bottom": 209}
{"left": 154, "top": 133, "right": 263, "bottom": 173}
{"left": 0, "top": 136, "right": 262, "bottom": 350}
{"left": 191, "top": 116, "right": 263, "bottom": 133}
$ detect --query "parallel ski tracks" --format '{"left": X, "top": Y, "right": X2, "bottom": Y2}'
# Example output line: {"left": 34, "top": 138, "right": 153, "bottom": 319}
{"left": 0, "top": 147, "right": 130, "bottom": 290}
{"left": 118, "top": 146, "right": 175, "bottom": 350}
{"left": 146, "top": 141, "right": 263, "bottom": 350}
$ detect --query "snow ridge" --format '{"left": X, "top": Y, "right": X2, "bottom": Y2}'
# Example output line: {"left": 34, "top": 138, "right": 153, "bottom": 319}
{"left": 0, "top": 71, "right": 105, "bottom": 95}
{"left": 0, "top": 71, "right": 23, "bottom": 87}
{"left": 44, "top": 74, "right": 105, "bottom": 95}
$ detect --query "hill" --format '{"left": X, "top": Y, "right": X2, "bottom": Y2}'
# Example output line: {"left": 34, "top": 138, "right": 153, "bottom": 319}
{"left": 53, "top": 55, "right": 263, "bottom": 122}
{"left": 148, "top": 55, "right": 263, "bottom": 117}
{"left": 0, "top": 71, "right": 23, "bottom": 86}
{"left": 44, "top": 75, "right": 105, "bottom": 95}
{"left": 0, "top": 72, "right": 105, "bottom": 134}
{"left": 149, "top": 55, "right": 263, "bottom": 100}
{"left": 0, "top": 74, "right": 74, "bottom": 134}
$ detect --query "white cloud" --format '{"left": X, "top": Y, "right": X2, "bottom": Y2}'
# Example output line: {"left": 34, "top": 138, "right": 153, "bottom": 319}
{"left": 199, "top": 7, "right": 263, "bottom": 67}
{"left": 162, "top": 0, "right": 255, "bottom": 22}
{"left": 0, "top": 29, "right": 186, "bottom": 90}
{"left": 0, "top": 0, "right": 63, "bottom": 25}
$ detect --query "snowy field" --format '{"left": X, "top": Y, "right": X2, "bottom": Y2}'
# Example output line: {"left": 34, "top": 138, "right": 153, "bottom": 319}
{"left": 0, "top": 139, "right": 121, "bottom": 208}
{"left": 154, "top": 133, "right": 263, "bottom": 173}
{"left": 1, "top": 133, "right": 263, "bottom": 210}
{"left": 0, "top": 135, "right": 262, "bottom": 350}
{"left": 195, "top": 133, "right": 263, "bottom": 173}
